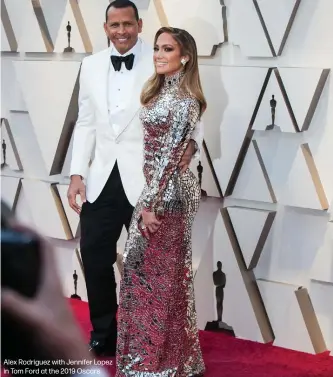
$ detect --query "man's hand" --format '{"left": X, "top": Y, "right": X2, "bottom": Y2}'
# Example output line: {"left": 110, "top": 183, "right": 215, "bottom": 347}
{"left": 67, "top": 175, "right": 86, "bottom": 215}
{"left": 179, "top": 139, "right": 196, "bottom": 173}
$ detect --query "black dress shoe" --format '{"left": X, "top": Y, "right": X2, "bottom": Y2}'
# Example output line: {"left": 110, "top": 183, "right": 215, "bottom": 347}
{"left": 88, "top": 339, "right": 116, "bottom": 357}
{"left": 88, "top": 340, "right": 105, "bottom": 356}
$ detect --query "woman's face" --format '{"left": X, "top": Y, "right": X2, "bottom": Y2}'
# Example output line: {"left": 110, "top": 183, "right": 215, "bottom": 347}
{"left": 154, "top": 32, "right": 186, "bottom": 76}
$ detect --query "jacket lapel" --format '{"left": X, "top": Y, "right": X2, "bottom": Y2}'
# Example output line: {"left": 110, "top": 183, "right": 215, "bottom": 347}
{"left": 93, "top": 46, "right": 113, "bottom": 121}
{"left": 115, "top": 41, "right": 154, "bottom": 139}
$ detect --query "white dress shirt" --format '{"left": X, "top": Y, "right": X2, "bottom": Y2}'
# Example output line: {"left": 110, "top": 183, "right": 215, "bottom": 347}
{"left": 107, "top": 39, "right": 142, "bottom": 135}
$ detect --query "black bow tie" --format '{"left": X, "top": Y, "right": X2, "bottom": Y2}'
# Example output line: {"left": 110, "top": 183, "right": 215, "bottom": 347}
{"left": 111, "top": 53, "right": 134, "bottom": 71}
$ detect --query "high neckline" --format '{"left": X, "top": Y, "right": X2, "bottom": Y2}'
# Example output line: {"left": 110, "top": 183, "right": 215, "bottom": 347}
{"left": 163, "top": 70, "right": 185, "bottom": 88}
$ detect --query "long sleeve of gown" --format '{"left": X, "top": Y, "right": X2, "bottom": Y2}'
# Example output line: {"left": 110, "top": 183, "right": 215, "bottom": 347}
{"left": 142, "top": 98, "right": 201, "bottom": 213}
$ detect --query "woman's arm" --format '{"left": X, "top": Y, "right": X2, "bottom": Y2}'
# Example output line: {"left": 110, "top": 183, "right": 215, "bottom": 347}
{"left": 142, "top": 98, "right": 201, "bottom": 214}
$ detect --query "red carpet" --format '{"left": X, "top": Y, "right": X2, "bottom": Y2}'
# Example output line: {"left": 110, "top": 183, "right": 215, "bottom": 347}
{"left": 71, "top": 299, "right": 333, "bottom": 377}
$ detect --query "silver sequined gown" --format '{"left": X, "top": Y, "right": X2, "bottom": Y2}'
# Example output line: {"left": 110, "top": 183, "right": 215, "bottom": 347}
{"left": 116, "top": 71, "right": 205, "bottom": 377}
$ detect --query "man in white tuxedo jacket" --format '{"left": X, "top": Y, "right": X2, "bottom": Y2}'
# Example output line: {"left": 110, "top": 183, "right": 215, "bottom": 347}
{"left": 68, "top": 0, "right": 203, "bottom": 357}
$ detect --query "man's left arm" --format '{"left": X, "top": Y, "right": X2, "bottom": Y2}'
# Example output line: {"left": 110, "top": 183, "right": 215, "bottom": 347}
{"left": 190, "top": 119, "right": 204, "bottom": 160}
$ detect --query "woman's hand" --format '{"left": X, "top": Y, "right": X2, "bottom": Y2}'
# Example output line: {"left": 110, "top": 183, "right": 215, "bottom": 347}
{"left": 141, "top": 208, "right": 162, "bottom": 238}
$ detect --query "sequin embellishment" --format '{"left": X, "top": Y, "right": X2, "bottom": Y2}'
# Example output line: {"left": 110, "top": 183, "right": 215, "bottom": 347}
{"left": 116, "top": 71, "right": 205, "bottom": 377}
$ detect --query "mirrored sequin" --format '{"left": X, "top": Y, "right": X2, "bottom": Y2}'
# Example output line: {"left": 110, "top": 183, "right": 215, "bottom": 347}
{"left": 116, "top": 71, "right": 205, "bottom": 377}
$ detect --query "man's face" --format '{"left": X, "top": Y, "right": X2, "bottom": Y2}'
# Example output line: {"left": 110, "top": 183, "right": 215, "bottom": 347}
{"left": 104, "top": 6, "right": 142, "bottom": 55}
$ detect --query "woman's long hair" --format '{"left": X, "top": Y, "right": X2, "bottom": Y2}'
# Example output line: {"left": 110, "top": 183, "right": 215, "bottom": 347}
{"left": 140, "top": 27, "right": 207, "bottom": 117}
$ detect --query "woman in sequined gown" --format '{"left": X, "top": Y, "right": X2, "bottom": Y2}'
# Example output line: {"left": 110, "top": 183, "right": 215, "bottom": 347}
{"left": 116, "top": 27, "right": 207, "bottom": 377}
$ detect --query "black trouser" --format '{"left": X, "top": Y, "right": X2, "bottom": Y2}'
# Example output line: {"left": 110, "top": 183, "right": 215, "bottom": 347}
{"left": 80, "top": 162, "right": 134, "bottom": 343}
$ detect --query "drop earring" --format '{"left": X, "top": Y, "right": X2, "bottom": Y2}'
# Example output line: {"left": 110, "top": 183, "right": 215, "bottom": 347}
{"left": 181, "top": 58, "right": 187, "bottom": 66}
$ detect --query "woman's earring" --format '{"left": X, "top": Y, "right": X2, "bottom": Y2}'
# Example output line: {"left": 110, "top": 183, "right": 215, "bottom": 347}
{"left": 181, "top": 58, "right": 187, "bottom": 66}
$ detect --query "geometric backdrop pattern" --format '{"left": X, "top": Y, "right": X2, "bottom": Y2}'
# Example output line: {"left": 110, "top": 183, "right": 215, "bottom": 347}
{"left": 1, "top": 0, "right": 333, "bottom": 356}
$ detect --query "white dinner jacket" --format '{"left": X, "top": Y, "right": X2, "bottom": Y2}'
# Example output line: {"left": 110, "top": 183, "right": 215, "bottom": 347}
{"left": 69, "top": 39, "right": 203, "bottom": 206}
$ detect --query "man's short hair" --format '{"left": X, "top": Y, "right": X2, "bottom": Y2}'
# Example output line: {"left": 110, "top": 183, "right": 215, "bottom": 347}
{"left": 106, "top": 0, "right": 140, "bottom": 22}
